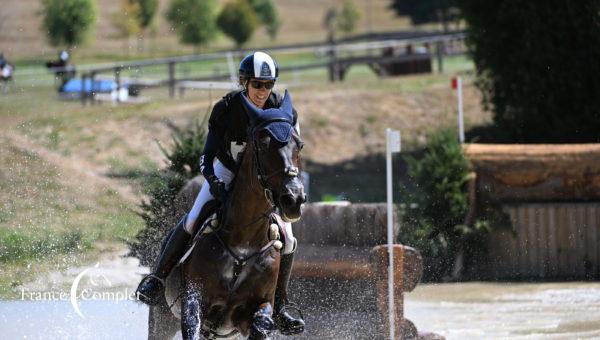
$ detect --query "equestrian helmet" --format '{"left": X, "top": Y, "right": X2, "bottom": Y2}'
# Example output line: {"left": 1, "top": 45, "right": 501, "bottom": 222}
{"left": 239, "top": 51, "right": 278, "bottom": 83}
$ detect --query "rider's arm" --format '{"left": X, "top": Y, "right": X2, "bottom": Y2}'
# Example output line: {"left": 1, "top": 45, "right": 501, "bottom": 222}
{"left": 200, "top": 100, "right": 227, "bottom": 180}
{"left": 200, "top": 131, "right": 220, "bottom": 180}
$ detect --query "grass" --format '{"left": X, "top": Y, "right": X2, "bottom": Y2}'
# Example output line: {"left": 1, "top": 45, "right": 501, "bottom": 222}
{"left": 0, "top": 132, "right": 144, "bottom": 298}
{"left": 0, "top": 229, "right": 92, "bottom": 262}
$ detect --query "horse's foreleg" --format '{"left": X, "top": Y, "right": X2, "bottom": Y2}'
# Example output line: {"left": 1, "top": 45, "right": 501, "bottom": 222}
{"left": 248, "top": 303, "right": 275, "bottom": 340}
{"left": 181, "top": 281, "right": 202, "bottom": 340}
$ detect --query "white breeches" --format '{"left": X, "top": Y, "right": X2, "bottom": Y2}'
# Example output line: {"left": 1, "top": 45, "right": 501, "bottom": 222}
{"left": 184, "top": 160, "right": 296, "bottom": 254}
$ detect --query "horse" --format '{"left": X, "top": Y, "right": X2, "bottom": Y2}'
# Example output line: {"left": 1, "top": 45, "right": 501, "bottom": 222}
{"left": 148, "top": 91, "right": 306, "bottom": 340}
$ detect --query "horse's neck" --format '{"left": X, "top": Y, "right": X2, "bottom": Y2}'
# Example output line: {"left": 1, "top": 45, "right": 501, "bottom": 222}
{"left": 222, "top": 152, "right": 270, "bottom": 247}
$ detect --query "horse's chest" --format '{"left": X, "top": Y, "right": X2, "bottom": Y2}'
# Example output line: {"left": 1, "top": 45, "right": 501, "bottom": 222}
{"left": 216, "top": 247, "right": 278, "bottom": 294}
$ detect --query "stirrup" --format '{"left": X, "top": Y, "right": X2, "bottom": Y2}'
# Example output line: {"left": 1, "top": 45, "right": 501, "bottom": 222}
{"left": 143, "top": 274, "right": 165, "bottom": 286}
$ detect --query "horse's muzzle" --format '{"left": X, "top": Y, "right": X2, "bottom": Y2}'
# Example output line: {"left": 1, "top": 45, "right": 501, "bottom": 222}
{"left": 279, "top": 179, "right": 305, "bottom": 222}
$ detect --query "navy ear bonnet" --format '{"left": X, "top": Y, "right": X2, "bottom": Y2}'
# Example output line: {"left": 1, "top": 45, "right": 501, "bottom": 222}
{"left": 241, "top": 90, "right": 295, "bottom": 143}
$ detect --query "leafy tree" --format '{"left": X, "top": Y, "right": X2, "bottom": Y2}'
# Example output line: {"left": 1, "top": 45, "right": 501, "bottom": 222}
{"left": 217, "top": 0, "right": 259, "bottom": 48}
{"left": 166, "top": 0, "right": 218, "bottom": 49}
{"left": 389, "top": 0, "right": 459, "bottom": 32}
{"left": 337, "top": 0, "right": 360, "bottom": 35}
{"left": 133, "top": 0, "right": 158, "bottom": 30}
{"left": 249, "top": 0, "right": 281, "bottom": 39}
{"left": 41, "top": 0, "right": 96, "bottom": 48}
{"left": 129, "top": 119, "right": 207, "bottom": 266}
{"left": 459, "top": 0, "right": 600, "bottom": 142}
{"left": 111, "top": 0, "right": 142, "bottom": 53}
{"left": 400, "top": 128, "right": 492, "bottom": 279}
{"left": 322, "top": 8, "right": 338, "bottom": 41}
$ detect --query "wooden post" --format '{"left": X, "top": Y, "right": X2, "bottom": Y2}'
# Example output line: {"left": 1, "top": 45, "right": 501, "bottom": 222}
{"left": 371, "top": 245, "right": 423, "bottom": 339}
{"left": 327, "top": 35, "right": 339, "bottom": 82}
{"left": 90, "top": 71, "right": 96, "bottom": 105}
{"left": 436, "top": 41, "right": 444, "bottom": 73}
{"left": 115, "top": 67, "right": 121, "bottom": 103}
{"left": 168, "top": 61, "right": 176, "bottom": 98}
{"left": 80, "top": 74, "right": 87, "bottom": 106}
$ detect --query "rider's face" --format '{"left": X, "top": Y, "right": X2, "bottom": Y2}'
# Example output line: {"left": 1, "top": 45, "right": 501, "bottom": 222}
{"left": 246, "top": 79, "right": 274, "bottom": 108}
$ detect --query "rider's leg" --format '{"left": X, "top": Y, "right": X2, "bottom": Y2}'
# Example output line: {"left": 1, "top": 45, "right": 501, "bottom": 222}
{"left": 136, "top": 160, "right": 235, "bottom": 305}
{"left": 273, "top": 222, "right": 305, "bottom": 335}
{"left": 136, "top": 214, "right": 193, "bottom": 305}
{"left": 185, "top": 160, "right": 235, "bottom": 234}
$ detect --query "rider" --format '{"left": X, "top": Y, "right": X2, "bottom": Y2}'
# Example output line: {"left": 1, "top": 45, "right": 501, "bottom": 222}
{"left": 136, "top": 51, "right": 305, "bottom": 335}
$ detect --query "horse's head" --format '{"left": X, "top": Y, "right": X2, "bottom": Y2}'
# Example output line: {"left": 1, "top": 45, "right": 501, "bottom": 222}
{"left": 242, "top": 90, "right": 306, "bottom": 222}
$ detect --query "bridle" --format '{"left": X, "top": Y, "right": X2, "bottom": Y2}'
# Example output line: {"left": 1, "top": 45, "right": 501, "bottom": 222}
{"left": 250, "top": 119, "right": 301, "bottom": 207}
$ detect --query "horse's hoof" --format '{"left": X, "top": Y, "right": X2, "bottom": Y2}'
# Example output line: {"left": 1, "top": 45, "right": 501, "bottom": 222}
{"left": 248, "top": 315, "right": 274, "bottom": 340}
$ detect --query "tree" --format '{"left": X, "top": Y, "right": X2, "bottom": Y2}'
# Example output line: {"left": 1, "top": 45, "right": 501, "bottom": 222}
{"left": 249, "top": 0, "right": 281, "bottom": 39}
{"left": 459, "top": 0, "right": 600, "bottom": 142}
{"left": 166, "top": 0, "right": 218, "bottom": 49}
{"left": 41, "top": 0, "right": 96, "bottom": 48}
{"left": 400, "top": 128, "right": 492, "bottom": 280}
{"left": 132, "top": 0, "right": 158, "bottom": 51}
{"left": 111, "top": 0, "right": 142, "bottom": 54}
{"left": 217, "top": 0, "right": 259, "bottom": 48}
{"left": 322, "top": 8, "right": 338, "bottom": 41}
{"left": 133, "top": 0, "right": 158, "bottom": 30}
{"left": 389, "top": 0, "right": 459, "bottom": 32}
{"left": 128, "top": 119, "right": 207, "bottom": 267}
{"left": 337, "top": 0, "right": 360, "bottom": 35}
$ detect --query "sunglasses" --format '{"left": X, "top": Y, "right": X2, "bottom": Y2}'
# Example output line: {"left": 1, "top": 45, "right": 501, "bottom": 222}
{"left": 249, "top": 80, "right": 275, "bottom": 90}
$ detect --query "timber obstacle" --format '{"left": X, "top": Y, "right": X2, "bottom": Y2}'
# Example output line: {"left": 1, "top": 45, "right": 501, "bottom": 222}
{"left": 293, "top": 203, "right": 443, "bottom": 339}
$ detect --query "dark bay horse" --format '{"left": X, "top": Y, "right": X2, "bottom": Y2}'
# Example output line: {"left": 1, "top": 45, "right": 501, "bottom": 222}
{"left": 148, "top": 91, "right": 305, "bottom": 340}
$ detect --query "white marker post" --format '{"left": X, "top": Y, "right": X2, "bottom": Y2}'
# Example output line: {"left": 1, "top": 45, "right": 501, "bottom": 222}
{"left": 452, "top": 76, "right": 465, "bottom": 143}
{"left": 226, "top": 52, "right": 237, "bottom": 85}
{"left": 385, "top": 128, "right": 400, "bottom": 340}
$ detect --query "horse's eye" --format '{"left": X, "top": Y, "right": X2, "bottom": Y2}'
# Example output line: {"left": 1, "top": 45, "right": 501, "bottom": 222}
{"left": 259, "top": 136, "right": 270, "bottom": 148}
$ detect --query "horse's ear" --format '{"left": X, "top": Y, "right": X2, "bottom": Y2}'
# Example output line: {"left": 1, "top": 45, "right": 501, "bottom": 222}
{"left": 280, "top": 90, "right": 293, "bottom": 117}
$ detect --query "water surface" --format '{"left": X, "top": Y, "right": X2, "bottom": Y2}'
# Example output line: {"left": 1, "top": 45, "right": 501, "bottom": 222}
{"left": 2, "top": 282, "right": 599, "bottom": 339}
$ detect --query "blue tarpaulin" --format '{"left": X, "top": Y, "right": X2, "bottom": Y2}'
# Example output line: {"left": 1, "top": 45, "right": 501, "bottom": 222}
{"left": 61, "top": 79, "right": 128, "bottom": 93}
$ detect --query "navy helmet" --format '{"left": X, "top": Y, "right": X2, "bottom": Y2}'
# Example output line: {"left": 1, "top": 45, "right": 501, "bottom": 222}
{"left": 239, "top": 51, "right": 278, "bottom": 83}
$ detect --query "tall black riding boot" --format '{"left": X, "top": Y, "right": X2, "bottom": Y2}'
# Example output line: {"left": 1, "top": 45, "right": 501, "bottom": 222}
{"left": 136, "top": 215, "right": 191, "bottom": 306}
{"left": 274, "top": 252, "right": 305, "bottom": 335}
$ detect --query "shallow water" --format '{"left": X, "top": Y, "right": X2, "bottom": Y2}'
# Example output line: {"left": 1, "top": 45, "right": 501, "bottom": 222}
{"left": 405, "top": 282, "right": 600, "bottom": 339}
{"left": 1, "top": 282, "right": 599, "bottom": 339}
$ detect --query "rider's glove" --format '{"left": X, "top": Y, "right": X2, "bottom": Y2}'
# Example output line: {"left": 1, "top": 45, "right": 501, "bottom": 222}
{"left": 208, "top": 175, "right": 227, "bottom": 202}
